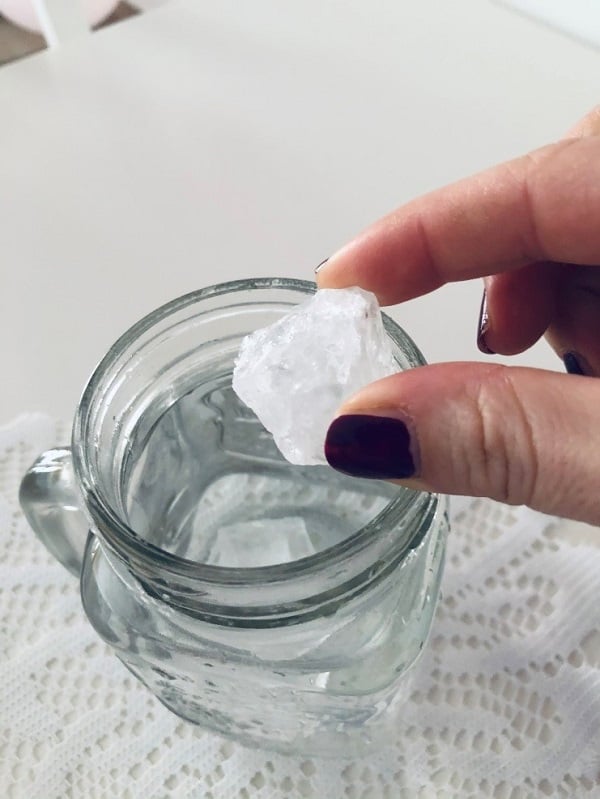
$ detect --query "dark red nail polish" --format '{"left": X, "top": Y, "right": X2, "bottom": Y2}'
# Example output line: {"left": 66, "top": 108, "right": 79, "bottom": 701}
{"left": 325, "top": 414, "right": 416, "bottom": 479}
{"left": 563, "top": 351, "right": 586, "bottom": 375}
{"left": 477, "top": 290, "right": 495, "bottom": 355}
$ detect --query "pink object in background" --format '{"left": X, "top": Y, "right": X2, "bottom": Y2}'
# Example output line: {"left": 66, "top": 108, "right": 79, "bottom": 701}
{"left": 0, "top": 0, "right": 119, "bottom": 32}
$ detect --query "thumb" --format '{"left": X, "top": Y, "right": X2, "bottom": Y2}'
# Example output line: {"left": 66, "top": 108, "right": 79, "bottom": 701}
{"left": 324, "top": 363, "right": 600, "bottom": 524}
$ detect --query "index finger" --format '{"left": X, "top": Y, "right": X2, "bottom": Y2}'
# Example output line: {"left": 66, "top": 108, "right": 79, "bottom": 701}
{"left": 316, "top": 137, "right": 600, "bottom": 305}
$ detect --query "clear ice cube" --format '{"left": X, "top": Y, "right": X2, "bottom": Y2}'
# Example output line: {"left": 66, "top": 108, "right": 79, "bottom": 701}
{"left": 232, "top": 287, "right": 398, "bottom": 466}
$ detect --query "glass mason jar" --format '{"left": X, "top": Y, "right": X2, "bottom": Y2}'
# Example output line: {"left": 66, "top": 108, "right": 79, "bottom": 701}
{"left": 20, "top": 278, "right": 448, "bottom": 757}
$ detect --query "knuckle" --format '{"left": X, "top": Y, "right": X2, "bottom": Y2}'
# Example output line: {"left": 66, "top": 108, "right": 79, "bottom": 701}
{"left": 585, "top": 105, "right": 600, "bottom": 134}
{"left": 571, "top": 105, "right": 600, "bottom": 137}
{"left": 462, "top": 367, "right": 539, "bottom": 505}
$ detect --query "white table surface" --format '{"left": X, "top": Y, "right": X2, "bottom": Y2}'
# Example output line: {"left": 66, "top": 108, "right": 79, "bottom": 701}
{"left": 1, "top": 0, "right": 599, "bottom": 425}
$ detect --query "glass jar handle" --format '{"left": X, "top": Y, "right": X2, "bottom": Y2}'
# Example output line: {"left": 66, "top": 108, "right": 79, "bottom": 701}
{"left": 19, "top": 447, "right": 89, "bottom": 578}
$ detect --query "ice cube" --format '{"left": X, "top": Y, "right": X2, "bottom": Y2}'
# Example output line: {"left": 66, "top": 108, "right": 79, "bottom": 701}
{"left": 207, "top": 517, "right": 314, "bottom": 567}
{"left": 232, "top": 287, "right": 398, "bottom": 465}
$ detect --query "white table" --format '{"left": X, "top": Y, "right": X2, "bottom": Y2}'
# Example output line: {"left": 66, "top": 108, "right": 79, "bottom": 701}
{"left": 1, "top": 0, "right": 599, "bottom": 424}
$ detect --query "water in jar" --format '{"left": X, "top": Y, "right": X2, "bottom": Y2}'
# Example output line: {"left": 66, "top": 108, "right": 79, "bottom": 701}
{"left": 124, "top": 377, "right": 399, "bottom": 565}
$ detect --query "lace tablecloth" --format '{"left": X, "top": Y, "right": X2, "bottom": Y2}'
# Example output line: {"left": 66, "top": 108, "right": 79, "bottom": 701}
{"left": 2, "top": 414, "right": 600, "bottom": 799}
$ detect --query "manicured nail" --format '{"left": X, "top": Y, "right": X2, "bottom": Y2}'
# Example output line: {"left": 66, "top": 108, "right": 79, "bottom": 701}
{"left": 325, "top": 414, "right": 416, "bottom": 479}
{"left": 477, "top": 289, "right": 495, "bottom": 354}
{"left": 315, "top": 258, "right": 329, "bottom": 274}
{"left": 563, "top": 351, "right": 586, "bottom": 375}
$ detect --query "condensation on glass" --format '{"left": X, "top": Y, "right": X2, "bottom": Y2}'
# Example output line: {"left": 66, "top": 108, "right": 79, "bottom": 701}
{"left": 20, "top": 279, "right": 448, "bottom": 757}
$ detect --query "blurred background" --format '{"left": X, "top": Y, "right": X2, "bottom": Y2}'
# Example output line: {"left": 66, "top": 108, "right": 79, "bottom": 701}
{"left": 0, "top": 2, "right": 165, "bottom": 65}
{"left": 1, "top": 0, "right": 599, "bottom": 424}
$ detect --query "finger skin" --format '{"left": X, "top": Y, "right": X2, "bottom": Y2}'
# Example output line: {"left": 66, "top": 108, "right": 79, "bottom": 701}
{"left": 565, "top": 105, "right": 600, "bottom": 138}
{"left": 317, "top": 137, "right": 600, "bottom": 305}
{"left": 482, "top": 262, "right": 559, "bottom": 356}
{"left": 545, "top": 264, "right": 600, "bottom": 375}
{"left": 331, "top": 362, "right": 600, "bottom": 524}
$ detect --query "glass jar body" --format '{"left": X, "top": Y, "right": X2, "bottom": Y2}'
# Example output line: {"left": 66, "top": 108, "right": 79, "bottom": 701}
{"left": 20, "top": 279, "right": 449, "bottom": 757}
{"left": 82, "top": 495, "right": 447, "bottom": 756}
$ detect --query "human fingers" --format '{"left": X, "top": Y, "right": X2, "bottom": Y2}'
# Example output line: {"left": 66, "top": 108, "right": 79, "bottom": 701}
{"left": 324, "top": 362, "right": 600, "bottom": 524}
{"left": 482, "top": 262, "right": 600, "bottom": 370}
{"left": 317, "top": 137, "right": 600, "bottom": 305}
{"left": 476, "top": 262, "right": 559, "bottom": 356}
{"left": 531, "top": 108, "right": 600, "bottom": 372}
{"left": 565, "top": 105, "right": 600, "bottom": 138}
{"left": 544, "top": 264, "right": 600, "bottom": 376}
{"left": 476, "top": 106, "right": 600, "bottom": 357}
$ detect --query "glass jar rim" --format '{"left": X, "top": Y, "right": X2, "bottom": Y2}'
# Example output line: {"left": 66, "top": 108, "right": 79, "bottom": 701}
{"left": 72, "top": 277, "right": 435, "bottom": 592}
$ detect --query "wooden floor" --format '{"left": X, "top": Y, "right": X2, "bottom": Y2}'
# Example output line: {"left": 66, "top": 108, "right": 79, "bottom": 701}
{"left": 0, "top": 3, "right": 138, "bottom": 66}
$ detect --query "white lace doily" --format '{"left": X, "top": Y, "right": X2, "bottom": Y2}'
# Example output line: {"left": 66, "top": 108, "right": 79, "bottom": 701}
{"left": 2, "top": 414, "right": 600, "bottom": 799}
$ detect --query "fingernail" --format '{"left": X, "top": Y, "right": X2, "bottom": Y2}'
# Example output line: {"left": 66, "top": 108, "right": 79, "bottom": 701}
{"left": 563, "top": 351, "right": 587, "bottom": 375}
{"left": 325, "top": 414, "right": 417, "bottom": 479}
{"left": 477, "top": 289, "right": 495, "bottom": 354}
{"left": 315, "top": 258, "right": 329, "bottom": 274}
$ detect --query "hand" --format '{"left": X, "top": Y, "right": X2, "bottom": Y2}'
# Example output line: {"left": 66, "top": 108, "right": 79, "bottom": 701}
{"left": 317, "top": 108, "right": 600, "bottom": 524}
